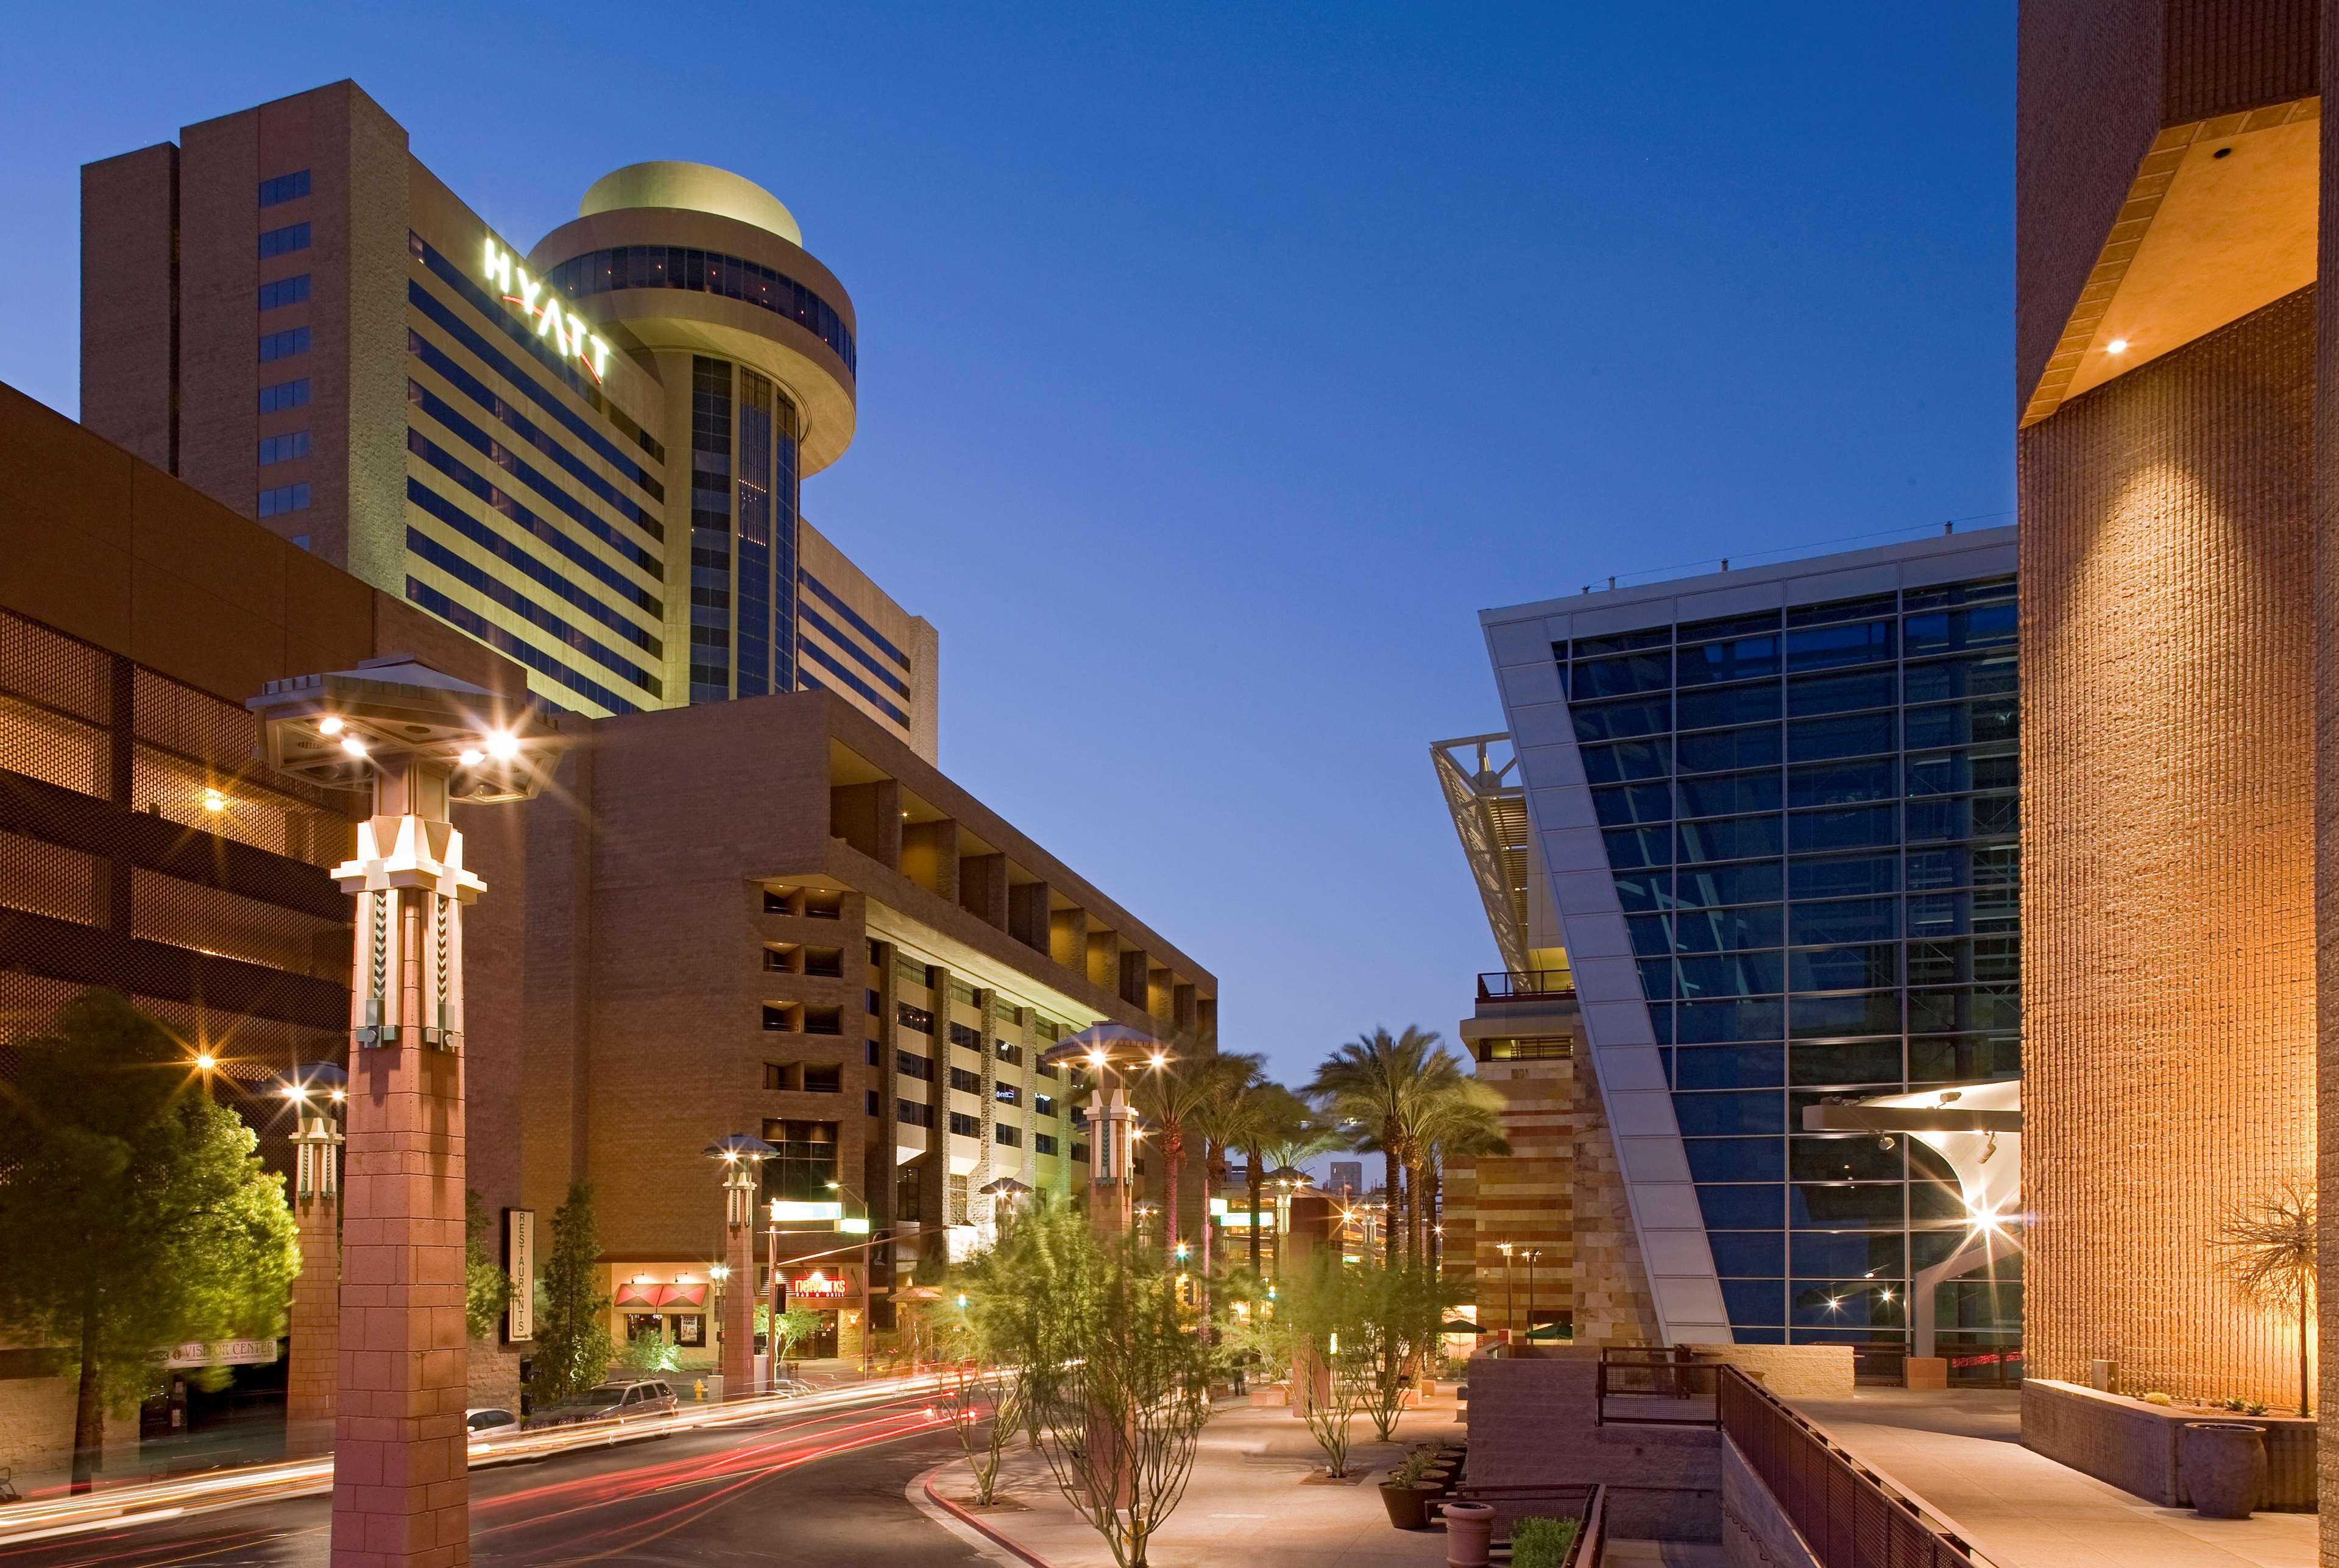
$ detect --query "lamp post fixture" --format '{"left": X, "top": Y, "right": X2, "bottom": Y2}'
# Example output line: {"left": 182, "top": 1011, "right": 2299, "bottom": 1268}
{"left": 251, "top": 657, "right": 562, "bottom": 1568}
{"left": 1497, "top": 1241, "right": 1516, "bottom": 1341}
{"left": 1523, "top": 1247, "right": 1541, "bottom": 1342}
{"left": 705, "top": 1135, "right": 776, "bottom": 1397}
{"left": 278, "top": 1061, "right": 346, "bottom": 1456}
{"left": 1267, "top": 1166, "right": 1312, "bottom": 1280}
{"left": 1040, "top": 1024, "right": 1173, "bottom": 1240}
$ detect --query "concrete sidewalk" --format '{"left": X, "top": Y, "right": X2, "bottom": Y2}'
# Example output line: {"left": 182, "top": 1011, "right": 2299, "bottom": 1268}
{"left": 918, "top": 1396, "right": 1465, "bottom": 1568}
{"left": 1790, "top": 1390, "right": 2316, "bottom": 1568}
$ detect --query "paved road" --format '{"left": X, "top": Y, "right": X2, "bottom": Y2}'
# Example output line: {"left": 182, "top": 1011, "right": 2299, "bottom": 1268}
{"left": 0, "top": 1391, "right": 986, "bottom": 1568}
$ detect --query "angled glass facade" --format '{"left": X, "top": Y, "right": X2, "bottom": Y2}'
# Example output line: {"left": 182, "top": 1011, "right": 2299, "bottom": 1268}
{"left": 1557, "top": 571, "right": 2020, "bottom": 1349}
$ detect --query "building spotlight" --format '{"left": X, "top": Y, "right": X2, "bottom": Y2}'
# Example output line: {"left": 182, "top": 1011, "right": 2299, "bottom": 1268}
{"left": 458, "top": 748, "right": 486, "bottom": 766}
{"left": 318, "top": 716, "right": 344, "bottom": 735}
{"left": 2107, "top": 337, "right": 2129, "bottom": 354}
{"left": 194, "top": 1051, "right": 217, "bottom": 1072}
{"left": 339, "top": 734, "right": 368, "bottom": 758}
{"left": 202, "top": 787, "right": 227, "bottom": 814}
{"left": 485, "top": 731, "right": 521, "bottom": 761}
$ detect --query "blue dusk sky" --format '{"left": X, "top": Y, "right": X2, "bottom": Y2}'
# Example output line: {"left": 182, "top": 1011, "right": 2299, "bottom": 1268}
{"left": 0, "top": 4, "right": 2014, "bottom": 1092}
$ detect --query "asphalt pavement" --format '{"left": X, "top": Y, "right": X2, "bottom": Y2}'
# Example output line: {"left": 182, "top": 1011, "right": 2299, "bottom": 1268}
{"left": 0, "top": 1390, "right": 986, "bottom": 1568}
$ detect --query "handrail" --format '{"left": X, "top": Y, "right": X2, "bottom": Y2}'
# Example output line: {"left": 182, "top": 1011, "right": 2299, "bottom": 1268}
{"left": 1476, "top": 970, "right": 1577, "bottom": 1001}
{"left": 1716, "top": 1364, "right": 1994, "bottom": 1567}
{"left": 1595, "top": 1345, "right": 1718, "bottom": 1427}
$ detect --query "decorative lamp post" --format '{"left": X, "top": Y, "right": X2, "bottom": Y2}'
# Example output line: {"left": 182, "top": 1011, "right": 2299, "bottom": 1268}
{"left": 1040, "top": 1024, "right": 1172, "bottom": 1240}
{"left": 978, "top": 1175, "right": 1032, "bottom": 1237}
{"left": 705, "top": 1135, "right": 776, "bottom": 1396}
{"left": 250, "top": 657, "right": 562, "bottom": 1568}
{"left": 1496, "top": 1241, "right": 1516, "bottom": 1341}
{"left": 278, "top": 1061, "right": 346, "bottom": 1456}
{"left": 1267, "top": 1167, "right": 1312, "bottom": 1279}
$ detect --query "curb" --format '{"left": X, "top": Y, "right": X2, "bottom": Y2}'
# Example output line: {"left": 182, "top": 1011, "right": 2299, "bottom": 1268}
{"left": 906, "top": 1461, "right": 1056, "bottom": 1568}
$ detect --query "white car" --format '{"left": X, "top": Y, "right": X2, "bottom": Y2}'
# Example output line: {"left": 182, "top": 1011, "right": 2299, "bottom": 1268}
{"left": 464, "top": 1407, "right": 518, "bottom": 1442}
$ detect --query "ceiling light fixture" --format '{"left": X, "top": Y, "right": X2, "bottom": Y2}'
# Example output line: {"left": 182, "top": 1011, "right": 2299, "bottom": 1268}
{"left": 2107, "top": 337, "right": 2129, "bottom": 354}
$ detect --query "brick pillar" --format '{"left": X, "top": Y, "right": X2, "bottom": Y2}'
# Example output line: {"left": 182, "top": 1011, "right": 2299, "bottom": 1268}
{"left": 720, "top": 1170, "right": 755, "bottom": 1395}
{"left": 285, "top": 1111, "right": 341, "bottom": 1457}
{"left": 333, "top": 772, "right": 476, "bottom": 1568}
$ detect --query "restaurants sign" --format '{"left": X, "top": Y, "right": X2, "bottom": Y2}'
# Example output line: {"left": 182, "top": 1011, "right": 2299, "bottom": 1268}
{"left": 787, "top": 1269, "right": 850, "bottom": 1299}
{"left": 505, "top": 1208, "right": 535, "bottom": 1343}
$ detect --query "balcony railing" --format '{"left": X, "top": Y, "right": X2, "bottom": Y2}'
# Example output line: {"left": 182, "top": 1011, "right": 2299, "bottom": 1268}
{"left": 1718, "top": 1365, "right": 1989, "bottom": 1567}
{"left": 1476, "top": 970, "right": 1577, "bottom": 1001}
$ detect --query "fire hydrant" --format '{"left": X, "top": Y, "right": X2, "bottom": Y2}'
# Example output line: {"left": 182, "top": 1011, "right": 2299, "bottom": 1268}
{"left": 693, "top": 1379, "right": 708, "bottom": 1402}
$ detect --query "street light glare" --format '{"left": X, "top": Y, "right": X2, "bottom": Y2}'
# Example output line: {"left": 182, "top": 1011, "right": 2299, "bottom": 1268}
{"left": 1087, "top": 1049, "right": 1108, "bottom": 1067}
{"left": 318, "top": 715, "right": 344, "bottom": 735}
{"left": 458, "top": 748, "right": 485, "bottom": 766}
{"left": 1148, "top": 1052, "right": 1167, "bottom": 1068}
{"left": 193, "top": 1052, "right": 216, "bottom": 1072}
{"left": 486, "top": 730, "right": 521, "bottom": 761}
{"left": 339, "top": 734, "right": 368, "bottom": 758}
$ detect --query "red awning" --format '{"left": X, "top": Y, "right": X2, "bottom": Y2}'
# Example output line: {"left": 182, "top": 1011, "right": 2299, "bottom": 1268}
{"left": 615, "top": 1282, "right": 710, "bottom": 1309}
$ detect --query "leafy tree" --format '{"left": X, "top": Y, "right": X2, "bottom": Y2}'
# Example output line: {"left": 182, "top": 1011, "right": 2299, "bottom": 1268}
{"left": 1353, "top": 1257, "right": 1451, "bottom": 1441}
{"left": 464, "top": 1188, "right": 512, "bottom": 1343}
{"left": 971, "top": 1193, "right": 1213, "bottom": 1568}
{"left": 1283, "top": 1251, "right": 1374, "bottom": 1476}
{"left": 1225, "top": 1082, "right": 1332, "bottom": 1274}
{"left": 1128, "top": 1036, "right": 1247, "bottom": 1254}
{"left": 772, "top": 1305, "right": 823, "bottom": 1363}
{"left": 1412, "top": 1079, "right": 1509, "bottom": 1274}
{"left": 617, "top": 1324, "right": 684, "bottom": 1375}
{"left": 0, "top": 992, "right": 298, "bottom": 1492}
{"left": 529, "top": 1180, "right": 613, "bottom": 1405}
{"left": 941, "top": 1358, "right": 1032, "bottom": 1506}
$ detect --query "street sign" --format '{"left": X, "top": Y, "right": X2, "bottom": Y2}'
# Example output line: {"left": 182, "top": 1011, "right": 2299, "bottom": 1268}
{"left": 505, "top": 1208, "right": 536, "bottom": 1342}
{"left": 166, "top": 1338, "right": 278, "bottom": 1368}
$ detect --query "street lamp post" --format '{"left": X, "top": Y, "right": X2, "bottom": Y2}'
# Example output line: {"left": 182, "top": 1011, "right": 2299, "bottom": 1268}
{"left": 252, "top": 657, "right": 563, "bottom": 1568}
{"left": 280, "top": 1061, "right": 346, "bottom": 1457}
{"left": 1039, "top": 1025, "right": 1173, "bottom": 1241}
{"left": 705, "top": 1135, "right": 775, "bottom": 1396}
{"left": 1497, "top": 1241, "right": 1516, "bottom": 1341}
{"left": 1524, "top": 1248, "right": 1540, "bottom": 1342}
{"left": 1267, "top": 1167, "right": 1312, "bottom": 1280}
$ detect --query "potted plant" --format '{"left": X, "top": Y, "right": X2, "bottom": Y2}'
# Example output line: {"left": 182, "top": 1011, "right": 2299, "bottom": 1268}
{"left": 1378, "top": 1448, "right": 1442, "bottom": 1529}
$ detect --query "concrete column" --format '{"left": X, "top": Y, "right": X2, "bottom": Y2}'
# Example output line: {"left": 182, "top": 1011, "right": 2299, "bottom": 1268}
{"left": 960, "top": 852, "right": 1008, "bottom": 928}
{"left": 1049, "top": 906, "right": 1087, "bottom": 973}
{"left": 902, "top": 819, "right": 960, "bottom": 901}
{"left": 1117, "top": 948, "right": 1149, "bottom": 1010}
{"left": 830, "top": 779, "right": 902, "bottom": 868}
{"left": 1008, "top": 881, "right": 1051, "bottom": 954}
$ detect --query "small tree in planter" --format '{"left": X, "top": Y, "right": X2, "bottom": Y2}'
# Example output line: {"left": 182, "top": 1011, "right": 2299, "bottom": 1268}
{"left": 1286, "top": 1251, "right": 1376, "bottom": 1477}
{"left": 2213, "top": 1175, "right": 2317, "bottom": 1417}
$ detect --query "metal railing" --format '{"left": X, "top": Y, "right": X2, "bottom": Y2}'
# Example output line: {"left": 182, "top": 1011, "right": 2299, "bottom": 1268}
{"left": 1595, "top": 1346, "right": 1718, "bottom": 1427}
{"left": 1476, "top": 970, "right": 1577, "bottom": 1001}
{"left": 1718, "top": 1365, "right": 1992, "bottom": 1567}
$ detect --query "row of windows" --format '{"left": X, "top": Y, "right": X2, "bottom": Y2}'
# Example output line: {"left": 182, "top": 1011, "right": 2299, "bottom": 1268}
{"left": 801, "top": 604, "right": 910, "bottom": 697}
{"left": 258, "top": 169, "right": 310, "bottom": 207}
{"left": 1560, "top": 577, "right": 2014, "bottom": 661}
{"left": 258, "top": 274, "right": 310, "bottom": 311}
{"left": 1623, "top": 897, "right": 2015, "bottom": 961}
{"left": 799, "top": 634, "right": 910, "bottom": 726}
{"left": 258, "top": 378, "right": 310, "bottom": 414}
{"left": 1596, "top": 753, "right": 2016, "bottom": 824}
{"left": 408, "top": 330, "right": 662, "bottom": 528}
{"left": 403, "top": 579, "right": 639, "bottom": 716}
{"left": 1575, "top": 693, "right": 2015, "bottom": 751}
{"left": 408, "top": 380, "right": 662, "bottom": 580}
{"left": 407, "top": 481, "right": 660, "bottom": 659}
{"left": 405, "top": 450, "right": 662, "bottom": 632}
{"left": 1603, "top": 797, "right": 2017, "bottom": 875}
{"left": 1705, "top": 1228, "right": 2003, "bottom": 1279}
{"left": 800, "top": 571, "right": 911, "bottom": 671}
{"left": 406, "top": 272, "right": 665, "bottom": 492}
{"left": 1695, "top": 1179, "right": 1974, "bottom": 1231}
{"left": 1562, "top": 603, "right": 2014, "bottom": 700}
{"left": 1582, "top": 669, "right": 2012, "bottom": 782}
{"left": 257, "top": 482, "right": 309, "bottom": 518}
{"left": 258, "top": 431, "right": 309, "bottom": 466}
{"left": 406, "top": 528, "right": 661, "bottom": 696}
{"left": 260, "top": 327, "right": 310, "bottom": 363}
{"left": 1646, "top": 984, "right": 2019, "bottom": 1043}
{"left": 1635, "top": 938, "right": 2016, "bottom": 995}
{"left": 546, "top": 245, "right": 858, "bottom": 375}
{"left": 258, "top": 222, "right": 310, "bottom": 260}
{"left": 1658, "top": 1031, "right": 2020, "bottom": 1088}
{"left": 1671, "top": 1073, "right": 2017, "bottom": 1140}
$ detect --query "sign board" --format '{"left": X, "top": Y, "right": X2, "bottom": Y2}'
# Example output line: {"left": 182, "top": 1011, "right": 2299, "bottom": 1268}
{"left": 505, "top": 1207, "right": 536, "bottom": 1342}
{"left": 787, "top": 1269, "right": 851, "bottom": 1299}
{"left": 481, "top": 241, "right": 613, "bottom": 383}
{"left": 166, "top": 1338, "right": 278, "bottom": 1368}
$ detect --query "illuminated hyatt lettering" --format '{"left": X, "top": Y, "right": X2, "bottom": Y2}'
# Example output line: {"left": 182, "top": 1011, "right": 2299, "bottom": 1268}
{"left": 481, "top": 239, "right": 612, "bottom": 382}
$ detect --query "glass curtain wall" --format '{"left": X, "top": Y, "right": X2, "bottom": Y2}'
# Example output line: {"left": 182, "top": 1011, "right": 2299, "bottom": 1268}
{"left": 1561, "top": 575, "right": 2020, "bottom": 1352}
{"left": 688, "top": 358, "right": 801, "bottom": 703}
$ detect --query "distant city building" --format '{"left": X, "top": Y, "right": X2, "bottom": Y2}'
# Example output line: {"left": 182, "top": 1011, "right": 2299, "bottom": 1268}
{"left": 1440, "top": 527, "right": 2019, "bottom": 1362}
{"left": 1327, "top": 1160, "right": 1364, "bottom": 1197}
{"left": 81, "top": 82, "right": 938, "bottom": 752}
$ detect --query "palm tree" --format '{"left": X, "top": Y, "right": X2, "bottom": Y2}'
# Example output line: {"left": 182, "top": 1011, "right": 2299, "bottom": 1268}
{"left": 1128, "top": 1033, "right": 1237, "bottom": 1254}
{"left": 1187, "top": 1051, "right": 1265, "bottom": 1274}
{"left": 1307, "top": 1027, "right": 1458, "bottom": 1263}
{"left": 1413, "top": 1078, "right": 1509, "bottom": 1276}
{"left": 1226, "top": 1082, "right": 1325, "bottom": 1274}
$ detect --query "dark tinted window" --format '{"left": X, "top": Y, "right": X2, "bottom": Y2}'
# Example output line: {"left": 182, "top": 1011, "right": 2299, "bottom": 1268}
{"left": 1674, "top": 1091, "right": 1785, "bottom": 1136}
{"left": 1788, "top": 759, "right": 1896, "bottom": 808}
{"left": 1605, "top": 827, "right": 1672, "bottom": 869}
{"left": 1672, "top": 905, "right": 1786, "bottom": 952}
{"left": 1679, "top": 683, "right": 1782, "bottom": 730}
{"left": 1685, "top": 1135, "right": 1786, "bottom": 1179}
{"left": 1788, "top": 669, "right": 1895, "bottom": 716}
{"left": 1788, "top": 712, "right": 1895, "bottom": 761}
{"left": 1676, "top": 861, "right": 1784, "bottom": 909}
{"left": 1700, "top": 1186, "right": 1785, "bottom": 1227}
{"left": 1790, "top": 897, "right": 1897, "bottom": 945}
{"left": 1789, "top": 853, "right": 1898, "bottom": 899}
{"left": 1675, "top": 814, "right": 1782, "bottom": 864}
{"left": 1904, "top": 602, "right": 2016, "bottom": 655}
{"left": 1573, "top": 652, "right": 1672, "bottom": 698}
{"left": 1710, "top": 1232, "right": 1788, "bottom": 1276}
{"left": 1677, "top": 636, "right": 1779, "bottom": 687}
{"left": 1580, "top": 738, "right": 1671, "bottom": 783}
{"left": 258, "top": 169, "right": 311, "bottom": 205}
{"left": 1785, "top": 620, "right": 1895, "bottom": 672}
{"left": 258, "top": 222, "right": 311, "bottom": 258}
{"left": 1675, "top": 724, "right": 1782, "bottom": 774}
{"left": 1571, "top": 695, "right": 1670, "bottom": 742}
{"left": 1678, "top": 769, "right": 1781, "bottom": 819}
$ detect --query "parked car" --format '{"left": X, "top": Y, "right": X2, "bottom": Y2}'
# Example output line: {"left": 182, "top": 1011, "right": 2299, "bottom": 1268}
{"left": 465, "top": 1407, "right": 518, "bottom": 1436}
{"left": 523, "top": 1380, "right": 679, "bottom": 1432}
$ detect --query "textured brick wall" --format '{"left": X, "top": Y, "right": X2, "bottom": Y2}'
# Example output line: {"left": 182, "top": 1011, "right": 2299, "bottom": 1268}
{"left": 2019, "top": 286, "right": 2318, "bottom": 1407}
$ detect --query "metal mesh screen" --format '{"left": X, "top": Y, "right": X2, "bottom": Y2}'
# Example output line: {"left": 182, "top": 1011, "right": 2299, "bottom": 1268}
{"left": 132, "top": 867, "right": 351, "bottom": 984}
{"left": 0, "top": 827, "right": 102, "bottom": 925}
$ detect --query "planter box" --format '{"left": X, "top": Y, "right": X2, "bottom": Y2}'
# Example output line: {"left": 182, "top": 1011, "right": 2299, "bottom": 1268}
{"left": 2023, "top": 1379, "right": 2316, "bottom": 1510}
{"left": 1247, "top": 1385, "right": 1288, "bottom": 1408}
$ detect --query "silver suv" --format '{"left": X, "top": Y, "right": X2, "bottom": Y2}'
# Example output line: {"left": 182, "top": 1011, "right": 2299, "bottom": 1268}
{"left": 524, "top": 1379, "right": 678, "bottom": 1430}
